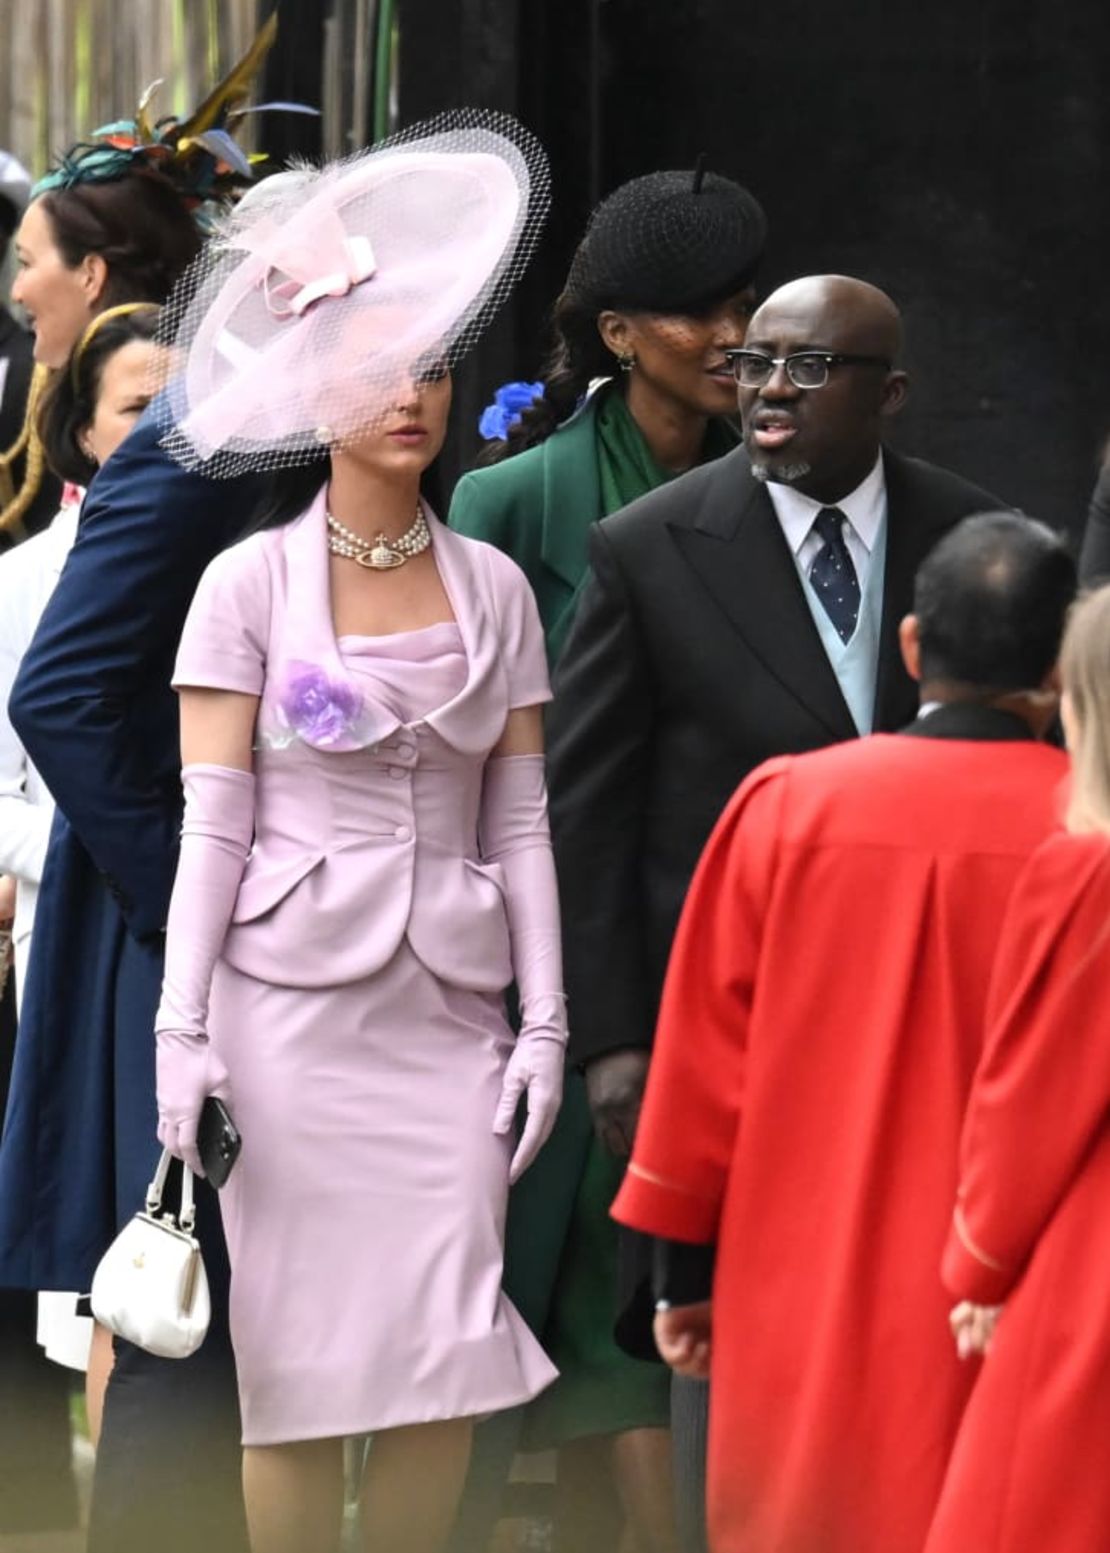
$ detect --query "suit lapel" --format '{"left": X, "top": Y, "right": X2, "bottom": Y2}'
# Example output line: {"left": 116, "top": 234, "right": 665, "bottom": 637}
{"left": 667, "top": 449, "right": 856, "bottom": 740}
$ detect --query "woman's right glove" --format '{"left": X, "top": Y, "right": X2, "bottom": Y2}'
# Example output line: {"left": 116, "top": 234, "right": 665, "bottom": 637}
{"left": 155, "top": 763, "right": 254, "bottom": 1174}
{"left": 156, "top": 1030, "right": 230, "bottom": 1176}
{"left": 481, "top": 754, "right": 567, "bottom": 1182}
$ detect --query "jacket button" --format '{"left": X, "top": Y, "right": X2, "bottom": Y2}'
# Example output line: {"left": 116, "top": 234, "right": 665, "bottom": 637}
{"left": 387, "top": 766, "right": 406, "bottom": 780}
{"left": 394, "top": 824, "right": 412, "bottom": 841}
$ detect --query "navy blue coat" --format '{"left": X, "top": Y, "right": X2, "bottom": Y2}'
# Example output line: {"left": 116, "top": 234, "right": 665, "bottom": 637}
{"left": 0, "top": 410, "right": 263, "bottom": 1290}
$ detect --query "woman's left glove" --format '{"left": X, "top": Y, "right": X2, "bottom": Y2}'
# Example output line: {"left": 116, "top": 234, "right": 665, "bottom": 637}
{"left": 156, "top": 1029, "right": 230, "bottom": 1176}
{"left": 494, "top": 1000, "right": 566, "bottom": 1183}
{"left": 482, "top": 756, "right": 567, "bottom": 1182}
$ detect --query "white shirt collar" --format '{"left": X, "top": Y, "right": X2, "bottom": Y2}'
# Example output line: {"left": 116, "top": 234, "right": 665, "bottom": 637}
{"left": 764, "top": 451, "right": 886, "bottom": 557}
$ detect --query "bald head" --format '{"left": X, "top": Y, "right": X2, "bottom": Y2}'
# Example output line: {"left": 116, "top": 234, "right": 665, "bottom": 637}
{"left": 738, "top": 273, "right": 909, "bottom": 504}
{"left": 749, "top": 276, "right": 903, "bottom": 362}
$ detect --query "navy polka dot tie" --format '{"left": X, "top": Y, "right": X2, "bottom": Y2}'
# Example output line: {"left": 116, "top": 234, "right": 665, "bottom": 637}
{"left": 809, "top": 507, "right": 860, "bottom": 644}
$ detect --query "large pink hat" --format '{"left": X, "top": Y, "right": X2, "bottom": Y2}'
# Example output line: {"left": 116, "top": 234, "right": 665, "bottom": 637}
{"left": 157, "top": 109, "right": 549, "bottom": 476}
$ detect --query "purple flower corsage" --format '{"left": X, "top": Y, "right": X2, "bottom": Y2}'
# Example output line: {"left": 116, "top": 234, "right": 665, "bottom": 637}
{"left": 269, "top": 663, "right": 367, "bottom": 751}
{"left": 478, "top": 379, "right": 544, "bottom": 441}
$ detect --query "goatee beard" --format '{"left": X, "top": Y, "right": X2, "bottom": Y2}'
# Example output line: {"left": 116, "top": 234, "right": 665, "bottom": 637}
{"left": 750, "top": 459, "right": 813, "bottom": 487}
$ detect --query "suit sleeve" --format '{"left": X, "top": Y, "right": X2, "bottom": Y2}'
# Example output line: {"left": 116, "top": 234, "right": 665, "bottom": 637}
{"left": 172, "top": 539, "right": 269, "bottom": 696}
{"left": 8, "top": 412, "right": 253, "bottom": 942}
{"left": 449, "top": 468, "right": 545, "bottom": 594}
{"left": 1078, "top": 454, "right": 1110, "bottom": 585}
{"left": 448, "top": 471, "right": 512, "bottom": 549}
{"left": 546, "top": 522, "right": 655, "bottom": 1065}
{"left": 611, "top": 763, "right": 786, "bottom": 1244}
{"left": 942, "top": 833, "right": 1110, "bottom": 1303}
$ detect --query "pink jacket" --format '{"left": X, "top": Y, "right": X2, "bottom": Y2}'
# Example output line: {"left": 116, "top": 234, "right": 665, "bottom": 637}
{"left": 173, "top": 489, "right": 550, "bottom": 990}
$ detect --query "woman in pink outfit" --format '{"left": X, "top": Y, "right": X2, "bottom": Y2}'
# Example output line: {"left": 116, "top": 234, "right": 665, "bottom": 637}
{"left": 927, "top": 583, "right": 1110, "bottom": 1553}
{"left": 153, "top": 115, "right": 563, "bottom": 1553}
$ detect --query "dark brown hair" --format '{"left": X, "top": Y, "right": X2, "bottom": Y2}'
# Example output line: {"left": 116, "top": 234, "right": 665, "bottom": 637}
{"left": 38, "top": 307, "right": 162, "bottom": 486}
{"left": 478, "top": 169, "right": 766, "bottom": 465}
{"left": 38, "top": 171, "right": 201, "bottom": 308}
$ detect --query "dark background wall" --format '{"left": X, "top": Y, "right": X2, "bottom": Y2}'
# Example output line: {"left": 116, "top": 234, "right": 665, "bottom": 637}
{"left": 266, "top": 0, "right": 1110, "bottom": 539}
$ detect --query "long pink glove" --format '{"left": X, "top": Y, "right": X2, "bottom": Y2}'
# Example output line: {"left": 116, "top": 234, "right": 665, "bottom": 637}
{"left": 483, "top": 754, "right": 567, "bottom": 1183}
{"left": 155, "top": 763, "right": 254, "bottom": 1174}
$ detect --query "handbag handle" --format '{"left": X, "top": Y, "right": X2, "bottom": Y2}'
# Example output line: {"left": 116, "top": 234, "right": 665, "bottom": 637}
{"left": 145, "top": 1148, "right": 197, "bottom": 1233}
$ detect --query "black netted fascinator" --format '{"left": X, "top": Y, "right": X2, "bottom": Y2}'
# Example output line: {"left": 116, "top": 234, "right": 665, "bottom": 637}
{"left": 564, "top": 164, "right": 767, "bottom": 316}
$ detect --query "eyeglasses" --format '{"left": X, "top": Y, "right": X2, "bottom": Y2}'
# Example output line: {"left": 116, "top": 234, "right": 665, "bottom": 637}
{"left": 724, "top": 350, "right": 892, "bottom": 390}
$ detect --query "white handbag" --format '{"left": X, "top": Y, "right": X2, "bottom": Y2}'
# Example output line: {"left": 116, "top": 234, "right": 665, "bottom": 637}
{"left": 90, "top": 1149, "right": 211, "bottom": 1359}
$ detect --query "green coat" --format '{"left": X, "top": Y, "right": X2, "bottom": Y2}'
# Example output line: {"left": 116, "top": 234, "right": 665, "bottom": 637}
{"left": 446, "top": 393, "right": 672, "bottom": 1458}
{"left": 446, "top": 398, "right": 601, "bottom": 1352}
{"left": 448, "top": 395, "right": 603, "bottom": 664}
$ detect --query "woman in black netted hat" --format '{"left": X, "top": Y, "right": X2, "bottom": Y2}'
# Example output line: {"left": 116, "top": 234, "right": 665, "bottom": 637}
{"left": 452, "top": 164, "right": 766, "bottom": 663}
{"left": 448, "top": 165, "right": 766, "bottom": 1553}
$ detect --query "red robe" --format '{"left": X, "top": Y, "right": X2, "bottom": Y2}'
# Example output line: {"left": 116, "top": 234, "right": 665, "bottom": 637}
{"left": 612, "top": 730, "right": 1067, "bottom": 1553}
{"left": 926, "top": 830, "right": 1110, "bottom": 1553}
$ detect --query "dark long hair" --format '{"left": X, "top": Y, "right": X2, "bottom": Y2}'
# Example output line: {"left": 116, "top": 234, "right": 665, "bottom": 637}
{"left": 38, "top": 307, "right": 162, "bottom": 486}
{"left": 478, "top": 168, "right": 766, "bottom": 467}
{"left": 38, "top": 171, "right": 202, "bottom": 308}
{"left": 476, "top": 289, "right": 614, "bottom": 466}
{"left": 246, "top": 458, "right": 332, "bottom": 536}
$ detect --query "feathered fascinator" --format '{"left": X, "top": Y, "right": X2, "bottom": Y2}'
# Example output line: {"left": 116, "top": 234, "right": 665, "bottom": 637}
{"left": 32, "top": 13, "right": 305, "bottom": 220}
{"left": 157, "top": 108, "right": 550, "bottom": 478}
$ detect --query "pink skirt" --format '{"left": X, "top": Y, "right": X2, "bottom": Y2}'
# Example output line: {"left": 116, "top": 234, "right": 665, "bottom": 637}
{"left": 209, "top": 942, "right": 557, "bottom": 1445}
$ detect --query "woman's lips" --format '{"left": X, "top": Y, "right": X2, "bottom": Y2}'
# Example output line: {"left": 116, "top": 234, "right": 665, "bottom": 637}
{"left": 387, "top": 426, "right": 427, "bottom": 444}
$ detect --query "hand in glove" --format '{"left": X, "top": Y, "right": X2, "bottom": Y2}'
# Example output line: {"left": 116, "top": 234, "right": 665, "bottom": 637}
{"left": 494, "top": 999, "right": 565, "bottom": 1183}
{"left": 155, "top": 763, "right": 254, "bottom": 1176}
{"left": 481, "top": 755, "right": 568, "bottom": 1183}
{"left": 156, "top": 1029, "right": 230, "bottom": 1177}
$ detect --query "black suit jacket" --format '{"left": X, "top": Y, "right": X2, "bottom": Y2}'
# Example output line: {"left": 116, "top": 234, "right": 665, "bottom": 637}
{"left": 548, "top": 443, "right": 1000, "bottom": 1068}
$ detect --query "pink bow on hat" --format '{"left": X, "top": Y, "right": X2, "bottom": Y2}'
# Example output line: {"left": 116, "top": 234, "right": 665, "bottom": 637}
{"left": 237, "top": 209, "right": 377, "bottom": 319}
{"left": 160, "top": 110, "right": 550, "bottom": 475}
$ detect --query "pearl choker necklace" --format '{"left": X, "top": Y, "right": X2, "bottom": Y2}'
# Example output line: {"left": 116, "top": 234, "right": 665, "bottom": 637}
{"left": 326, "top": 504, "right": 431, "bottom": 570}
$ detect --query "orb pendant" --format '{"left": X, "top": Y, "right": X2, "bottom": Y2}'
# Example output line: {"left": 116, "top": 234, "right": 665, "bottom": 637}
{"left": 358, "top": 542, "right": 404, "bottom": 570}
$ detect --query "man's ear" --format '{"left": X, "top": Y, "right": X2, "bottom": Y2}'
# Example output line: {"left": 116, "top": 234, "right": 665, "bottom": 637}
{"left": 899, "top": 613, "right": 921, "bottom": 681}
{"left": 879, "top": 370, "right": 909, "bottom": 418}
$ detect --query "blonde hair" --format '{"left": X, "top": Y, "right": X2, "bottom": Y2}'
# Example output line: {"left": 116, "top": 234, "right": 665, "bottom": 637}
{"left": 0, "top": 363, "right": 51, "bottom": 540}
{"left": 1062, "top": 584, "right": 1110, "bottom": 835}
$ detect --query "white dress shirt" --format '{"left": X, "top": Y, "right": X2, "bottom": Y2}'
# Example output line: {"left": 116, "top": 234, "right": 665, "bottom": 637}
{"left": 763, "top": 453, "right": 887, "bottom": 588}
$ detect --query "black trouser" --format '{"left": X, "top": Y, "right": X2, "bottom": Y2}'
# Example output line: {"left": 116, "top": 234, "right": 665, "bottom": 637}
{"left": 671, "top": 1375, "right": 710, "bottom": 1553}
{"left": 87, "top": 1171, "right": 249, "bottom": 1553}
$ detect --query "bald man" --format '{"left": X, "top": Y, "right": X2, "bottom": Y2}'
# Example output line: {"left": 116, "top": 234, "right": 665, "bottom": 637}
{"left": 545, "top": 276, "right": 1001, "bottom": 1551}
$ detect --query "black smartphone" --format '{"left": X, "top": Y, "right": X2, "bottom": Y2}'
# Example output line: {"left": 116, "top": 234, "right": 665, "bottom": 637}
{"left": 197, "top": 1096, "right": 242, "bottom": 1189}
